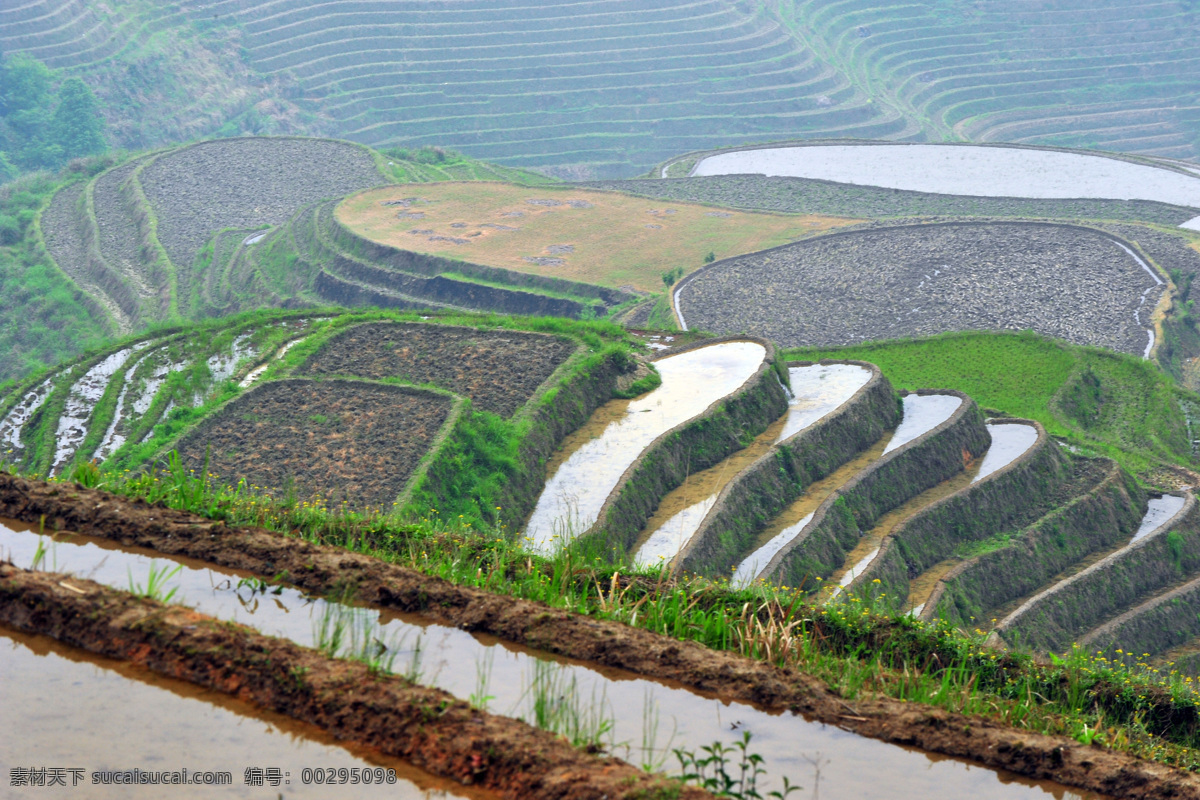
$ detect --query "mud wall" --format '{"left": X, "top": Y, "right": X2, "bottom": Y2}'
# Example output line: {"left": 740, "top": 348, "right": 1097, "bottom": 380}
{"left": 322, "top": 204, "right": 633, "bottom": 307}
{"left": 765, "top": 390, "right": 991, "bottom": 591}
{"left": 676, "top": 361, "right": 900, "bottom": 577}
{"left": 849, "top": 420, "right": 1066, "bottom": 606}
{"left": 924, "top": 460, "right": 1146, "bottom": 628}
{"left": 583, "top": 337, "right": 790, "bottom": 557}
{"left": 998, "top": 494, "right": 1199, "bottom": 653}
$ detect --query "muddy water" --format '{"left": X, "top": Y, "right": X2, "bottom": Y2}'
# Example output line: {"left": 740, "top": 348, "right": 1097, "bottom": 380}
{"left": 633, "top": 364, "right": 872, "bottom": 567}
{"left": 691, "top": 144, "right": 1200, "bottom": 207}
{"left": 0, "top": 521, "right": 1098, "bottom": 799}
{"left": 0, "top": 627, "right": 486, "bottom": 800}
{"left": 206, "top": 333, "right": 257, "bottom": 385}
{"left": 524, "top": 341, "right": 766, "bottom": 553}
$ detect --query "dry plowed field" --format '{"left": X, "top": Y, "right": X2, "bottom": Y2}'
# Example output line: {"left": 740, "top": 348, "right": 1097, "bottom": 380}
{"left": 177, "top": 379, "right": 453, "bottom": 509}
{"left": 337, "top": 183, "right": 859, "bottom": 293}
{"left": 301, "top": 322, "right": 578, "bottom": 418}
{"left": 139, "top": 138, "right": 384, "bottom": 269}
{"left": 677, "top": 222, "right": 1164, "bottom": 355}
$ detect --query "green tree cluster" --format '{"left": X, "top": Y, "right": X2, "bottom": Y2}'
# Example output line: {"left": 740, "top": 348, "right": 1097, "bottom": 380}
{"left": 0, "top": 51, "right": 106, "bottom": 180}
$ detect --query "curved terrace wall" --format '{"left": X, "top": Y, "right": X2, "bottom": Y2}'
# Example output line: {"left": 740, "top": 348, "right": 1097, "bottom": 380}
{"left": 579, "top": 336, "right": 790, "bottom": 558}
{"left": 762, "top": 390, "right": 991, "bottom": 591}
{"left": 922, "top": 459, "right": 1147, "bottom": 628}
{"left": 324, "top": 202, "right": 634, "bottom": 310}
{"left": 997, "top": 493, "right": 1199, "bottom": 654}
{"left": 848, "top": 420, "right": 1066, "bottom": 607}
{"left": 675, "top": 360, "right": 900, "bottom": 577}
{"left": 1081, "top": 574, "right": 1200, "bottom": 662}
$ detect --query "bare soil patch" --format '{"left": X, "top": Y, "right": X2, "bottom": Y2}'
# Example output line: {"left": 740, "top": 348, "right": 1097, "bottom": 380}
{"left": 2, "top": 474, "right": 1197, "bottom": 799}
{"left": 337, "top": 183, "right": 859, "bottom": 294}
{"left": 0, "top": 564, "right": 700, "bottom": 800}
{"left": 300, "top": 322, "right": 577, "bottom": 418}
{"left": 176, "top": 379, "right": 452, "bottom": 509}
{"left": 678, "top": 222, "right": 1162, "bottom": 355}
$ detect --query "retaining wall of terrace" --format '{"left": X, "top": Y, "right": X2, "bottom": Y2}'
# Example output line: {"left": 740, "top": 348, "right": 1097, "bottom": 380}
{"left": 923, "top": 460, "right": 1147, "bottom": 628}
{"left": 997, "top": 494, "right": 1199, "bottom": 653}
{"left": 763, "top": 390, "right": 991, "bottom": 591}
{"left": 324, "top": 204, "right": 634, "bottom": 308}
{"left": 675, "top": 360, "right": 900, "bottom": 577}
{"left": 581, "top": 337, "right": 790, "bottom": 557}
{"left": 848, "top": 420, "right": 1066, "bottom": 607}
{"left": 1082, "top": 574, "right": 1200, "bottom": 661}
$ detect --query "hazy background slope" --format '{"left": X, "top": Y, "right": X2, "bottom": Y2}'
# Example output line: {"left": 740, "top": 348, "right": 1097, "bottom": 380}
{"left": 3, "top": 0, "right": 1198, "bottom": 176}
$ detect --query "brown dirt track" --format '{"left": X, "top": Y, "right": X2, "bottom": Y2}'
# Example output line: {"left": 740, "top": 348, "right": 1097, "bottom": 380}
{"left": 301, "top": 322, "right": 578, "bottom": 418}
{"left": 177, "top": 379, "right": 453, "bottom": 509}
{"left": 4, "top": 474, "right": 1200, "bottom": 798}
{"left": 0, "top": 564, "right": 704, "bottom": 800}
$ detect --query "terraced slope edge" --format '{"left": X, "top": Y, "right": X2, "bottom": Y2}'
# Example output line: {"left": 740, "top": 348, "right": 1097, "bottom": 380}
{"left": 580, "top": 336, "right": 789, "bottom": 557}
{"left": 851, "top": 420, "right": 1066, "bottom": 607}
{"left": 676, "top": 360, "right": 899, "bottom": 577}
{"left": 763, "top": 390, "right": 990, "bottom": 590}
{"left": 999, "top": 495, "right": 1199, "bottom": 653}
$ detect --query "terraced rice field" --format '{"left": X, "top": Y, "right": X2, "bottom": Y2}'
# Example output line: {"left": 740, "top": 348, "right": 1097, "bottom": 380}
{"left": 676, "top": 222, "right": 1165, "bottom": 356}
{"left": 173, "top": 0, "right": 908, "bottom": 176}
{"left": 781, "top": 1, "right": 1200, "bottom": 160}
{"left": 338, "top": 183, "right": 858, "bottom": 293}
{"left": 176, "top": 380, "right": 455, "bottom": 511}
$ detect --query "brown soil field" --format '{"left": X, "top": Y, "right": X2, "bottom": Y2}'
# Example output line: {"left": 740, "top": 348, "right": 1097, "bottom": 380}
{"left": 336, "top": 183, "right": 860, "bottom": 293}
{"left": 0, "top": 565, "right": 703, "bottom": 800}
{"left": 177, "top": 379, "right": 453, "bottom": 510}
{"left": 300, "top": 322, "right": 578, "bottom": 418}
{"left": 3, "top": 473, "right": 1198, "bottom": 799}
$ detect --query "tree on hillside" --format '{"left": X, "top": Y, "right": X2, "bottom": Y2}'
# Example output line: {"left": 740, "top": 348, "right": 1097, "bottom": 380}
{"left": 0, "top": 53, "right": 106, "bottom": 179}
{"left": 50, "top": 78, "right": 105, "bottom": 158}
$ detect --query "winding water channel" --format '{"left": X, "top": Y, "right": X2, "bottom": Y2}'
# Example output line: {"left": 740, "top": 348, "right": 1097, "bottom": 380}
{"left": 0, "top": 520, "right": 1097, "bottom": 799}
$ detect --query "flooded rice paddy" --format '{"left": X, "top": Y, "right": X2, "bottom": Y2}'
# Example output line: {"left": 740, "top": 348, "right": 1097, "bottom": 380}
{"left": 633, "top": 364, "right": 871, "bottom": 567}
{"left": 0, "top": 520, "right": 1098, "bottom": 799}
{"left": 692, "top": 144, "right": 1200, "bottom": 208}
{"left": 0, "top": 626, "right": 483, "bottom": 800}
{"left": 51, "top": 344, "right": 149, "bottom": 475}
{"left": 883, "top": 394, "right": 963, "bottom": 454}
{"left": 1131, "top": 494, "right": 1188, "bottom": 543}
{"left": 524, "top": 341, "right": 766, "bottom": 553}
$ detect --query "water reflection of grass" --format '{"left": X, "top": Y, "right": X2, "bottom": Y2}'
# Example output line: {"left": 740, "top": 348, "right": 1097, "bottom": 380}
{"left": 787, "top": 330, "right": 1196, "bottom": 478}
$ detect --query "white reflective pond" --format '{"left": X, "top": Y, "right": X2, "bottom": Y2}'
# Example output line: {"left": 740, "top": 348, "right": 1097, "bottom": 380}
{"left": 692, "top": 144, "right": 1200, "bottom": 208}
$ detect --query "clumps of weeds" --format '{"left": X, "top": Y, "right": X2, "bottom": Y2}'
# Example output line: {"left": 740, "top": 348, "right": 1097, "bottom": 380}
{"left": 520, "top": 659, "right": 615, "bottom": 752}
{"left": 311, "top": 596, "right": 427, "bottom": 679}
{"left": 127, "top": 560, "right": 183, "bottom": 603}
{"left": 674, "top": 732, "right": 800, "bottom": 799}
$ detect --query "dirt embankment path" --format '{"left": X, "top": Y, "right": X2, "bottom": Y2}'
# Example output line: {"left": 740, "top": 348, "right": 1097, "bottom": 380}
{"left": 4, "top": 473, "right": 1200, "bottom": 799}
{"left": 0, "top": 564, "right": 706, "bottom": 800}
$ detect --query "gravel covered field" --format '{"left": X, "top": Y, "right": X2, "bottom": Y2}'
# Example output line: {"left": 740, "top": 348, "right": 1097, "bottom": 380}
{"left": 41, "top": 183, "right": 87, "bottom": 285}
{"left": 92, "top": 159, "right": 150, "bottom": 298}
{"left": 677, "top": 222, "right": 1164, "bottom": 355}
{"left": 177, "top": 379, "right": 452, "bottom": 510}
{"left": 139, "top": 138, "right": 382, "bottom": 269}
{"left": 301, "top": 322, "right": 577, "bottom": 418}
{"left": 583, "top": 176, "right": 1196, "bottom": 225}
